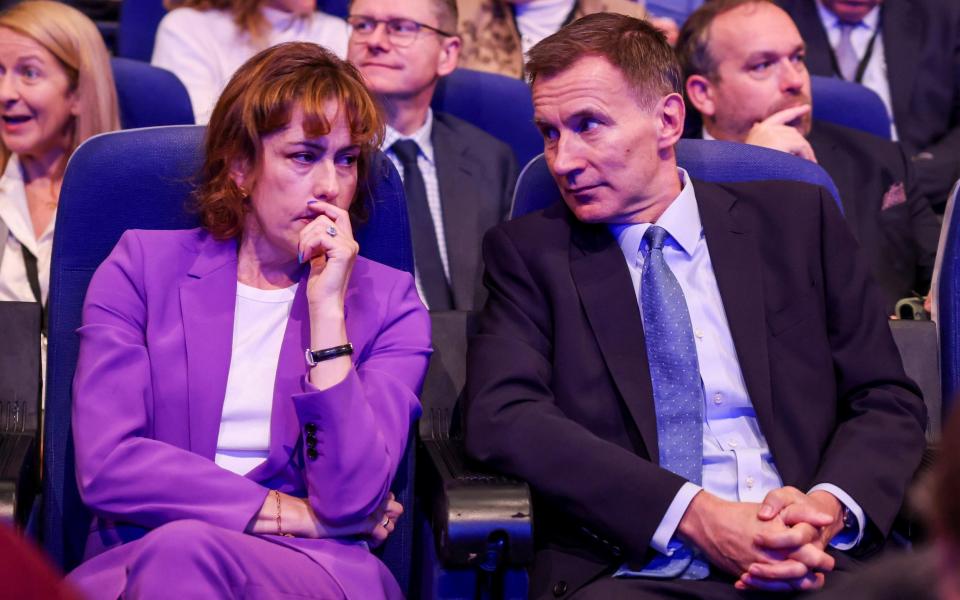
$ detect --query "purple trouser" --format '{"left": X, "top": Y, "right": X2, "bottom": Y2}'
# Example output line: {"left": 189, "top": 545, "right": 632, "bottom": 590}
{"left": 69, "top": 520, "right": 347, "bottom": 599}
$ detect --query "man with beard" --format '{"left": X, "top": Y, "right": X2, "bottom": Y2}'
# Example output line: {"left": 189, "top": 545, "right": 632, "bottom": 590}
{"left": 776, "top": 0, "right": 960, "bottom": 212}
{"left": 677, "top": 0, "right": 940, "bottom": 314}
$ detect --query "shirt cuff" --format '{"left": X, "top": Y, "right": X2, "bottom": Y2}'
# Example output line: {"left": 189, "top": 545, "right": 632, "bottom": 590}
{"left": 808, "top": 483, "right": 865, "bottom": 550}
{"left": 650, "top": 482, "right": 702, "bottom": 555}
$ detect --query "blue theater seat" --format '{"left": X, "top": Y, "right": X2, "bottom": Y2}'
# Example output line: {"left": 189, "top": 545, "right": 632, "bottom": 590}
{"left": 512, "top": 139, "right": 843, "bottom": 219}
{"left": 432, "top": 68, "right": 543, "bottom": 168}
{"left": 811, "top": 75, "right": 892, "bottom": 140}
{"left": 42, "top": 125, "right": 417, "bottom": 592}
{"left": 111, "top": 57, "right": 194, "bottom": 128}
{"left": 935, "top": 179, "right": 960, "bottom": 416}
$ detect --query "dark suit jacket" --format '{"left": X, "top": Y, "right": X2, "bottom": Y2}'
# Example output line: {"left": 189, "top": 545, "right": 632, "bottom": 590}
{"left": 778, "top": 0, "right": 960, "bottom": 205}
{"left": 430, "top": 111, "right": 517, "bottom": 310}
{"left": 807, "top": 121, "right": 940, "bottom": 311}
{"left": 464, "top": 180, "right": 926, "bottom": 598}
{"left": 684, "top": 116, "right": 940, "bottom": 313}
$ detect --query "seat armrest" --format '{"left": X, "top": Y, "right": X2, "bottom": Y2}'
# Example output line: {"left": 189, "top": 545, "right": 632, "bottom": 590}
{"left": 419, "top": 436, "right": 534, "bottom": 568}
{"left": 0, "top": 432, "right": 39, "bottom": 525}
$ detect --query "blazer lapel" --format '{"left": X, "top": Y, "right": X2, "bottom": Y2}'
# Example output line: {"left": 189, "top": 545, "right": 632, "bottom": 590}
{"left": 808, "top": 125, "right": 861, "bottom": 234}
{"left": 881, "top": 1, "right": 921, "bottom": 128}
{"left": 696, "top": 183, "right": 778, "bottom": 460}
{"left": 791, "top": 0, "right": 835, "bottom": 74}
{"left": 432, "top": 117, "right": 481, "bottom": 310}
{"left": 569, "top": 218, "right": 659, "bottom": 460}
{"left": 180, "top": 235, "right": 239, "bottom": 459}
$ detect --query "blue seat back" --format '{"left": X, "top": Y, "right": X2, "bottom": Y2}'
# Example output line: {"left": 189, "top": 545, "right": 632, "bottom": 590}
{"left": 938, "top": 179, "right": 960, "bottom": 416}
{"left": 512, "top": 139, "right": 843, "bottom": 219}
{"left": 42, "top": 125, "right": 416, "bottom": 593}
{"left": 811, "top": 75, "right": 892, "bottom": 140}
{"left": 111, "top": 57, "right": 194, "bottom": 128}
{"left": 432, "top": 68, "right": 542, "bottom": 167}
{"left": 117, "top": 0, "right": 167, "bottom": 61}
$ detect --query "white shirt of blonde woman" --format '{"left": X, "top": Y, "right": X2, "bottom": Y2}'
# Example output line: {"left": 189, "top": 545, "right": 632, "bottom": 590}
{"left": 0, "top": 154, "right": 53, "bottom": 305}
{"left": 152, "top": 6, "right": 349, "bottom": 124}
{"left": 214, "top": 281, "right": 297, "bottom": 476}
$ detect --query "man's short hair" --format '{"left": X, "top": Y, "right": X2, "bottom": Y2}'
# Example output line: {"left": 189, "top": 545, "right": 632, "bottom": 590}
{"left": 676, "top": 0, "right": 773, "bottom": 80}
{"left": 525, "top": 12, "right": 681, "bottom": 111}
{"left": 347, "top": 0, "right": 458, "bottom": 33}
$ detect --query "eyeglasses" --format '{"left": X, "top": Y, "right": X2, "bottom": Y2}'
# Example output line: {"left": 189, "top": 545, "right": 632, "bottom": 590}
{"left": 347, "top": 15, "right": 455, "bottom": 47}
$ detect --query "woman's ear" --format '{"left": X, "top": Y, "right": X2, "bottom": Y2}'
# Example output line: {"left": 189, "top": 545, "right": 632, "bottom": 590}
{"left": 229, "top": 159, "right": 250, "bottom": 196}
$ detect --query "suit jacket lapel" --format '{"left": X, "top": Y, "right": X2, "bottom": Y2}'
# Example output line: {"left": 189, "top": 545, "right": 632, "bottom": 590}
{"left": 569, "top": 217, "right": 659, "bottom": 460}
{"left": 432, "top": 117, "right": 481, "bottom": 310}
{"left": 808, "top": 125, "right": 861, "bottom": 233}
{"left": 697, "top": 182, "right": 778, "bottom": 461}
{"left": 881, "top": 1, "right": 921, "bottom": 128}
{"left": 791, "top": 0, "right": 835, "bottom": 74}
{"left": 180, "top": 234, "right": 238, "bottom": 459}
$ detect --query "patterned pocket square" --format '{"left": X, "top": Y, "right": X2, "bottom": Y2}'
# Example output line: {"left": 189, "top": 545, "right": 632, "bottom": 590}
{"left": 882, "top": 182, "right": 907, "bottom": 210}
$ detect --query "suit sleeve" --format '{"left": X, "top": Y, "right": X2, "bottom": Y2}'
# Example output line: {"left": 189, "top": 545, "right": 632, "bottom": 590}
{"left": 465, "top": 225, "right": 688, "bottom": 560}
{"left": 291, "top": 272, "right": 431, "bottom": 526}
{"left": 73, "top": 231, "right": 269, "bottom": 532}
{"left": 811, "top": 188, "right": 927, "bottom": 537}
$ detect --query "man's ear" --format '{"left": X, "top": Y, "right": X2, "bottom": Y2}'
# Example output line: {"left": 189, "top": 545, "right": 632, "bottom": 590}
{"left": 436, "top": 35, "right": 461, "bottom": 78}
{"left": 685, "top": 74, "right": 716, "bottom": 117}
{"left": 656, "top": 92, "right": 686, "bottom": 150}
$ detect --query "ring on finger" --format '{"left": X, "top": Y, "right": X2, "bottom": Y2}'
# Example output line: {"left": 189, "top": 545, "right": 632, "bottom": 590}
{"left": 325, "top": 225, "right": 338, "bottom": 237}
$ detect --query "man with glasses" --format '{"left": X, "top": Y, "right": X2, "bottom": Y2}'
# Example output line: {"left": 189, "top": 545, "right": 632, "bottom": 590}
{"left": 347, "top": 0, "right": 518, "bottom": 311}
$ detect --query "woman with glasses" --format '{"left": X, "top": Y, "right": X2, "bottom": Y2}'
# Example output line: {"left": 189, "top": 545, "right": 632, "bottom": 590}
{"left": 68, "top": 42, "right": 430, "bottom": 600}
{"left": 152, "top": 0, "right": 349, "bottom": 124}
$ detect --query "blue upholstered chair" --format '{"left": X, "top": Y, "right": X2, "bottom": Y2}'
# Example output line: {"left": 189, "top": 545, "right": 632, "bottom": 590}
{"left": 116, "top": 0, "right": 166, "bottom": 62}
{"left": 111, "top": 57, "right": 194, "bottom": 128}
{"left": 811, "top": 75, "right": 892, "bottom": 140}
{"left": 934, "top": 179, "right": 960, "bottom": 417}
{"left": 41, "top": 125, "right": 417, "bottom": 592}
{"left": 431, "top": 68, "right": 543, "bottom": 167}
{"left": 512, "top": 139, "right": 843, "bottom": 219}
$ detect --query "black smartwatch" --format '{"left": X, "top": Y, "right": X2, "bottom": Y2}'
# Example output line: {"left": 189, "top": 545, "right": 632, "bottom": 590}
{"left": 304, "top": 343, "right": 354, "bottom": 367}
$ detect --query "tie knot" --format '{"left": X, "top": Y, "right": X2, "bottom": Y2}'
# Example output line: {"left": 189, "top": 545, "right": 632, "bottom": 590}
{"left": 391, "top": 139, "right": 420, "bottom": 166}
{"left": 643, "top": 225, "right": 669, "bottom": 252}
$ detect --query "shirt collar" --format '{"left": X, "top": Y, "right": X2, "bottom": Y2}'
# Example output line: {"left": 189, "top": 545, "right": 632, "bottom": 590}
{"left": 383, "top": 108, "right": 435, "bottom": 164}
{"left": 608, "top": 167, "right": 702, "bottom": 258}
{"left": 815, "top": 0, "right": 880, "bottom": 30}
{"left": 0, "top": 155, "right": 39, "bottom": 251}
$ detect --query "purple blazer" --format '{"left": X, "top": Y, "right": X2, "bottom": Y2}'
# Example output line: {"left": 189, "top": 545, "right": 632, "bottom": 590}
{"left": 68, "top": 228, "right": 431, "bottom": 599}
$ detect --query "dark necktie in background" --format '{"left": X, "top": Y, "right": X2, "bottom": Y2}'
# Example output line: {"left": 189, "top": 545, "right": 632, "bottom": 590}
{"left": 391, "top": 139, "right": 453, "bottom": 310}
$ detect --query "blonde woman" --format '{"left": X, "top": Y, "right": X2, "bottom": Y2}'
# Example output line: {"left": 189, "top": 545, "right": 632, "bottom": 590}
{"left": 152, "top": 0, "right": 349, "bottom": 124}
{"left": 0, "top": 1, "right": 119, "bottom": 311}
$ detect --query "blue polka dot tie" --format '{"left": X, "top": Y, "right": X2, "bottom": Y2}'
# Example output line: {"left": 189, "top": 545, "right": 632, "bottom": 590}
{"left": 641, "top": 226, "right": 703, "bottom": 483}
{"left": 639, "top": 225, "right": 709, "bottom": 580}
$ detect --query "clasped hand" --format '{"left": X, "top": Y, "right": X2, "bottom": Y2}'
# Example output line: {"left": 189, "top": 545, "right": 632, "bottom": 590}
{"left": 679, "top": 487, "right": 844, "bottom": 592}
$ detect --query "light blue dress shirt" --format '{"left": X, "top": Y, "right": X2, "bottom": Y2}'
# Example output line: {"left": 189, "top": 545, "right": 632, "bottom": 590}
{"left": 610, "top": 170, "right": 865, "bottom": 575}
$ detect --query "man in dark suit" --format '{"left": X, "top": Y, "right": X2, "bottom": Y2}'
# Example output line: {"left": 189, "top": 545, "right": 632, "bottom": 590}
{"left": 465, "top": 11, "right": 925, "bottom": 600}
{"left": 347, "top": 0, "right": 517, "bottom": 311}
{"left": 678, "top": 0, "right": 940, "bottom": 314}
{"left": 776, "top": 0, "right": 960, "bottom": 210}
